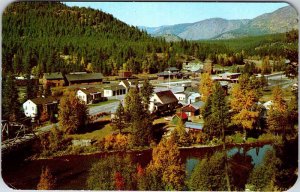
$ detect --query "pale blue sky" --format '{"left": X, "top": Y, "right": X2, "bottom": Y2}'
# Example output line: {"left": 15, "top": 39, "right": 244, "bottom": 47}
{"left": 64, "top": 2, "right": 290, "bottom": 27}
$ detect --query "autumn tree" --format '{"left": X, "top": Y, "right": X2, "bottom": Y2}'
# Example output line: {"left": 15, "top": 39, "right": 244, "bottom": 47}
{"left": 231, "top": 75, "right": 260, "bottom": 139}
{"left": 58, "top": 91, "right": 88, "bottom": 134}
{"left": 267, "top": 86, "right": 288, "bottom": 136}
{"left": 37, "top": 166, "right": 57, "bottom": 190}
{"left": 199, "top": 73, "right": 213, "bottom": 102}
{"left": 146, "top": 138, "right": 186, "bottom": 190}
{"left": 261, "top": 56, "right": 272, "bottom": 75}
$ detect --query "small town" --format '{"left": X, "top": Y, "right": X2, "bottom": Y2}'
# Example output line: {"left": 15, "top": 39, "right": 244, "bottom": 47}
{"left": 1, "top": 1, "right": 299, "bottom": 191}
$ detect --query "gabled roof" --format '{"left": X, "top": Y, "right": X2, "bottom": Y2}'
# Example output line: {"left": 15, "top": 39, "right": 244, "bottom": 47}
{"left": 119, "top": 80, "right": 130, "bottom": 89}
{"left": 184, "top": 122, "right": 203, "bottom": 130}
{"left": 190, "top": 101, "right": 205, "bottom": 109}
{"left": 104, "top": 85, "right": 126, "bottom": 91}
{"left": 43, "top": 72, "right": 64, "bottom": 80}
{"left": 182, "top": 105, "right": 197, "bottom": 112}
{"left": 79, "top": 87, "right": 101, "bottom": 95}
{"left": 155, "top": 90, "right": 178, "bottom": 104}
{"left": 65, "top": 73, "right": 104, "bottom": 82}
{"left": 30, "top": 96, "right": 59, "bottom": 105}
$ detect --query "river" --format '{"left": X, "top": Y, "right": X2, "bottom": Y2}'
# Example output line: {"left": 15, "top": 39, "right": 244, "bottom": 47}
{"left": 2, "top": 143, "right": 281, "bottom": 190}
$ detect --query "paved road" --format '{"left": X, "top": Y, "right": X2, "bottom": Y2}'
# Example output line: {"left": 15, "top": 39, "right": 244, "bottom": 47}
{"left": 88, "top": 101, "right": 120, "bottom": 116}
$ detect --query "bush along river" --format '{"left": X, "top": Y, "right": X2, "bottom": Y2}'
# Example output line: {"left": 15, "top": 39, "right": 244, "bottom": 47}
{"left": 2, "top": 139, "right": 298, "bottom": 190}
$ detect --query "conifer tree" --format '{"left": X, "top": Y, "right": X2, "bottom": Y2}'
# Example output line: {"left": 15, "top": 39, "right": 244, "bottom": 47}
{"left": 2, "top": 73, "right": 20, "bottom": 121}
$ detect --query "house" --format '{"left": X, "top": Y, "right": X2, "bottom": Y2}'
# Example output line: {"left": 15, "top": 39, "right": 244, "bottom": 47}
{"left": 76, "top": 87, "right": 102, "bottom": 104}
{"left": 149, "top": 90, "right": 179, "bottom": 113}
{"left": 218, "top": 72, "right": 241, "bottom": 80}
{"left": 174, "top": 90, "right": 201, "bottom": 105}
{"left": 103, "top": 85, "right": 126, "bottom": 97}
{"left": 118, "top": 70, "right": 132, "bottom": 79}
{"left": 171, "top": 112, "right": 188, "bottom": 124}
{"left": 184, "top": 122, "right": 203, "bottom": 133}
{"left": 181, "top": 101, "right": 205, "bottom": 117}
{"left": 23, "top": 96, "right": 59, "bottom": 120}
{"left": 165, "top": 67, "right": 180, "bottom": 73}
{"left": 65, "top": 72, "right": 104, "bottom": 85}
{"left": 174, "top": 92, "right": 187, "bottom": 104}
{"left": 118, "top": 80, "right": 136, "bottom": 92}
{"left": 157, "top": 71, "right": 182, "bottom": 80}
{"left": 43, "top": 72, "right": 65, "bottom": 87}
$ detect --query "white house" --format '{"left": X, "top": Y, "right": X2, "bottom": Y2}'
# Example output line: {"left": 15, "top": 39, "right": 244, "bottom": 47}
{"left": 76, "top": 87, "right": 102, "bottom": 104}
{"left": 23, "top": 96, "right": 59, "bottom": 119}
{"left": 149, "top": 90, "right": 178, "bottom": 113}
{"left": 174, "top": 92, "right": 200, "bottom": 105}
{"left": 103, "top": 85, "right": 126, "bottom": 97}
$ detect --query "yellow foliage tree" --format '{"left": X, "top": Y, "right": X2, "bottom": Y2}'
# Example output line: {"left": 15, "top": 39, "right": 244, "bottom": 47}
{"left": 147, "top": 138, "right": 185, "bottom": 190}
{"left": 199, "top": 73, "right": 213, "bottom": 102}
{"left": 231, "top": 83, "right": 259, "bottom": 138}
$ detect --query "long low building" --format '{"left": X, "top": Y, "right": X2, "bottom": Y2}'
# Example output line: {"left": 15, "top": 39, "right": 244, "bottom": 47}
{"left": 65, "top": 72, "right": 104, "bottom": 85}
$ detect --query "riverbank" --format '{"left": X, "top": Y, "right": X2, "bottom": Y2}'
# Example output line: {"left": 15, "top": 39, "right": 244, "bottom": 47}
{"left": 29, "top": 138, "right": 276, "bottom": 161}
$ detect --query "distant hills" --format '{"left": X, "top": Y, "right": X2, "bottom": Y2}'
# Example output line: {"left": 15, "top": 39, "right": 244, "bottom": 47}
{"left": 140, "top": 6, "right": 298, "bottom": 40}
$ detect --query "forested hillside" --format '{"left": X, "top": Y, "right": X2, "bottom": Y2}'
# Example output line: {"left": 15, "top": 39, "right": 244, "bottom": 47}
{"left": 2, "top": 2, "right": 298, "bottom": 77}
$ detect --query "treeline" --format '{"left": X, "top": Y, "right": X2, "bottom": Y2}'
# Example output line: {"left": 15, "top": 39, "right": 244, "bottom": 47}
{"left": 3, "top": 2, "right": 297, "bottom": 78}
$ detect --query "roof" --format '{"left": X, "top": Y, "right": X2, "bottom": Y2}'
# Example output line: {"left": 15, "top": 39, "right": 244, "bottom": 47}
{"left": 157, "top": 71, "right": 180, "bottom": 76}
{"left": 155, "top": 90, "right": 178, "bottom": 104}
{"left": 174, "top": 112, "right": 188, "bottom": 120}
{"left": 65, "top": 73, "right": 104, "bottom": 82}
{"left": 79, "top": 87, "right": 101, "bottom": 95}
{"left": 190, "top": 101, "right": 205, "bottom": 109}
{"left": 182, "top": 105, "right": 197, "bottom": 112}
{"left": 104, "top": 85, "right": 126, "bottom": 91}
{"left": 165, "top": 67, "right": 179, "bottom": 72}
{"left": 184, "top": 122, "right": 204, "bottom": 130}
{"left": 43, "top": 72, "right": 63, "bottom": 80}
{"left": 30, "top": 96, "right": 59, "bottom": 105}
{"left": 119, "top": 80, "right": 130, "bottom": 89}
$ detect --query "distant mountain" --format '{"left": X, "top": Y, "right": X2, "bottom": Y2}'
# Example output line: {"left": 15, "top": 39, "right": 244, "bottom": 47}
{"left": 216, "top": 5, "right": 298, "bottom": 39}
{"left": 140, "top": 5, "right": 298, "bottom": 40}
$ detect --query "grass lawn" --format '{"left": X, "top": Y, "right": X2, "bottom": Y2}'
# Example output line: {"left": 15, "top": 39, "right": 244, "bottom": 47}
{"left": 69, "top": 123, "right": 113, "bottom": 141}
{"left": 88, "top": 99, "right": 119, "bottom": 107}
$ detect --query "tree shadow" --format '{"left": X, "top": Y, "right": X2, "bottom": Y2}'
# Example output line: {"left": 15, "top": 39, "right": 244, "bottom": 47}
{"left": 78, "top": 120, "right": 110, "bottom": 134}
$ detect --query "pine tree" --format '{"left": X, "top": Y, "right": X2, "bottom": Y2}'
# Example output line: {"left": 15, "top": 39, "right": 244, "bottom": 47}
{"left": 2, "top": 73, "right": 20, "bottom": 121}
{"left": 112, "top": 102, "right": 126, "bottom": 133}
{"left": 140, "top": 79, "right": 154, "bottom": 111}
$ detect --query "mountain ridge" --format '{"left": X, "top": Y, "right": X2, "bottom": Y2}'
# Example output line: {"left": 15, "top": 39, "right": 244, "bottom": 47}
{"left": 140, "top": 5, "right": 298, "bottom": 40}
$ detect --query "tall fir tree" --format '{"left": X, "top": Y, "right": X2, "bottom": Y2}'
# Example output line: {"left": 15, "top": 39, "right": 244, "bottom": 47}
{"left": 2, "top": 72, "right": 21, "bottom": 121}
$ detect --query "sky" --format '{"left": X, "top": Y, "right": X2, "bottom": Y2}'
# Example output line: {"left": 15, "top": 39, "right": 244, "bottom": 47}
{"left": 65, "top": 2, "right": 290, "bottom": 27}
